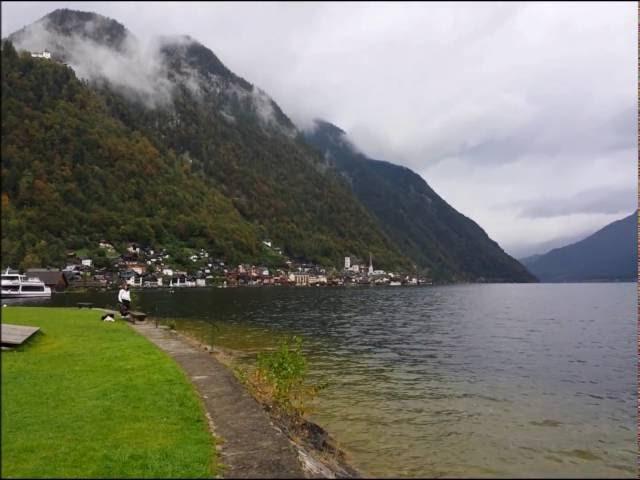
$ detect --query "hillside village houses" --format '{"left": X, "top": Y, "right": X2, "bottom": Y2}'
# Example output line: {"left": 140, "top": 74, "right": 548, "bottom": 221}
{"left": 19, "top": 240, "right": 429, "bottom": 292}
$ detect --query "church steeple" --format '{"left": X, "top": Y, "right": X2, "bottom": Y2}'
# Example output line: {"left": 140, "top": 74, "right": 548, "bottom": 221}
{"left": 368, "top": 253, "right": 374, "bottom": 275}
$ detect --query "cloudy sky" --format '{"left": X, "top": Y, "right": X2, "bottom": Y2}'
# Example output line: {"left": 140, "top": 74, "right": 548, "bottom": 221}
{"left": 2, "top": 2, "right": 637, "bottom": 257}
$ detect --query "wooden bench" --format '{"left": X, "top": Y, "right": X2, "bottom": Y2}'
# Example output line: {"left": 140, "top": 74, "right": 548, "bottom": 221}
{"left": 128, "top": 311, "right": 147, "bottom": 323}
{"left": 77, "top": 302, "right": 94, "bottom": 309}
{"left": 2, "top": 324, "right": 40, "bottom": 346}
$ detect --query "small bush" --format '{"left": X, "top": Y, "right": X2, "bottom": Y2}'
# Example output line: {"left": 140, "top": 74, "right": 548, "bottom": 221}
{"left": 257, "top": 336, "right": 306, "bottom": 403}
{"left": 242, "top": 336, "right": 326, "bottom": 422}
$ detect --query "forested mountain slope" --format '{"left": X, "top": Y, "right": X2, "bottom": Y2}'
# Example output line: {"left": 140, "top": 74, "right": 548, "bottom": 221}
{"left": 4, "top": 9, "right": 409, "bottom": 270}
{"left": 304, "top": 120, "right": 536, "bottom": 282}
{"left": 1, "top": 41, "right": 261, "bottom": 268}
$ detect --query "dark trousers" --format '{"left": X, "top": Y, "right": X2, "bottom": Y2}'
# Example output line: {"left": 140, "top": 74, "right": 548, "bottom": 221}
{"left": 119, "top": 300, "right": 131, "bottom": 316}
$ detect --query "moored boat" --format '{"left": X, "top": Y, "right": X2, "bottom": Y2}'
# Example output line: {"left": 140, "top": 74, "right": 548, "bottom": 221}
{"left": 1, "top": 268, "right": 52, "bottom": 298}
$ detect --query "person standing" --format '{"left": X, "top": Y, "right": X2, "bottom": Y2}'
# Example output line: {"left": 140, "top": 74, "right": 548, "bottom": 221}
{"left": 118, "top": 282, "right": 131, "bottom": 318}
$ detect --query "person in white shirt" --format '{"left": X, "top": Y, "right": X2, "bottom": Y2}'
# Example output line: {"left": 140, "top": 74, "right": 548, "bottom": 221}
{"left": 118, "top": 283, "right": 132, "bottom": 318}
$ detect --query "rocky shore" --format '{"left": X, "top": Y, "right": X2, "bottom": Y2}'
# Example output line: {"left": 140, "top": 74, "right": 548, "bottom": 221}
{"left": 180, "top": 332, "right": 363, "bottom": 479}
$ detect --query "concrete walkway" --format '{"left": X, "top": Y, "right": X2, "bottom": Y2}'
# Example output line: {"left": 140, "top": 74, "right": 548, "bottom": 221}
{"left": 132, "top": 322, "right": 306, "bottom": 479}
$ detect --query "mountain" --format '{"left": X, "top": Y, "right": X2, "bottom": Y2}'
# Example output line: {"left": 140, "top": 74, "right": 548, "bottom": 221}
{"left": 3, "top": 8, "right": 536, "bottom": 282}
{"left": 9, "top": 8, "right": 130, "bottom": 53}
{"left": 1, "top": 40, "right": 262, "bottom": 269}
{"left": 520, "top": 211, "right": 637, "bottom": 282}
{"left": 3, "top": 9, "right": 409, "bottom": 271}
{"left": 303, "top": 120, "right": 536, "bottom": 282}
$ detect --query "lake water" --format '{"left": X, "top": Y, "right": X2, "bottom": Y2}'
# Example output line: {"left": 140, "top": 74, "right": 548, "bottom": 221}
{"left": 41, "top": 283, "right": 636, "bottom": 477}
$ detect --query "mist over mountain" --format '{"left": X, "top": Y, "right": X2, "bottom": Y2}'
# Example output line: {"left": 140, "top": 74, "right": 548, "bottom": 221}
{"left": 521, "top": 211, "right": 637, "bottom": 282}
{"left": 507, "top": 232, "right": 589, "bottom": 261}
{"left": 4, "top": 9, "right": 535, "bottom": 282}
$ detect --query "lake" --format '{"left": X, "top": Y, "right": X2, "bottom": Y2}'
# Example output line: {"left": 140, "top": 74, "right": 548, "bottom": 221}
{"left": 40, "top": 283, "right": 636, "bottom": 477}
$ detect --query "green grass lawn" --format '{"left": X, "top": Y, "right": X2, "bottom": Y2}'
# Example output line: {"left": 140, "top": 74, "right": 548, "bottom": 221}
{"left": 1, "top": 307, "right": 218, "bottom": 478}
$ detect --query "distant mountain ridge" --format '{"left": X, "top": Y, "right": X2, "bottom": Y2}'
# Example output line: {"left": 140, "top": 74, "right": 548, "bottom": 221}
{"left": 521, "top": 211, "right": 637, "bottom": 282}
{"left": 304, "top": 120, "right": 536, "bottom": 282}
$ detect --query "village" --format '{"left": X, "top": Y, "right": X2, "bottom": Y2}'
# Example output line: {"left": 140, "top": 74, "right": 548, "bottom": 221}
{"left": 14, "top": 239, "right": 433, "bottom": 293}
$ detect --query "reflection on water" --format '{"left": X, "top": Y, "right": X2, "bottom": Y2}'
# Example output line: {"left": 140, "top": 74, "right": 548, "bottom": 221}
{"left": 47, "top": 284, "right": 636, "bottom": 477}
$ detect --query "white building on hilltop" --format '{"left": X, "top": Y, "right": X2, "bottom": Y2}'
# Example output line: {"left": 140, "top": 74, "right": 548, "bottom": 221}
{"left": 31, "top": 50, "right": 51, "bottom": 59}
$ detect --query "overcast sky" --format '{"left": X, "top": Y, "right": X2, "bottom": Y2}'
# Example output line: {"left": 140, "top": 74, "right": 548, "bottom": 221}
{"left": 2, "top": 2, "right": 637, "bottom": 257}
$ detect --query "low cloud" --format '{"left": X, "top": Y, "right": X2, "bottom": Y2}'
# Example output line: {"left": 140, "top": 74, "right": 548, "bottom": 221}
{"left": 8, "top": 10, "right": 287, "bottom": 130}
{"left": 10, "top": 14, "right": 177, "bottom": 107}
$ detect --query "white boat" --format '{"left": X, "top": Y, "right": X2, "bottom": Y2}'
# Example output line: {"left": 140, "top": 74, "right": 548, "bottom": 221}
{"left": 1, "top": 268, "right": 52, "bottom": 298}
{"left": 389, "top": 281, "right": 402, "bottom": 286}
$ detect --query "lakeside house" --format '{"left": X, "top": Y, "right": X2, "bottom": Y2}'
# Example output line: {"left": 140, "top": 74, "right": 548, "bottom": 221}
{"left": 119, "top": 270, "right": 136, "bottom": 283}
{"left": 26, "top": 268, "right": 69, "bottom": 292}
{"left": 292, "top": 273, "right": 310, "bottom": 286}
{"left": 168, "top": 274, "right": 195, "bottom": 287}
{"left": 142, "top": 274, "right": 163, "bottom": 288}
{"left": 127, "top": 275, "right": 143, "bottom": 287}
{"left": 126, "top": 262, "right": 147, "bottom": 275}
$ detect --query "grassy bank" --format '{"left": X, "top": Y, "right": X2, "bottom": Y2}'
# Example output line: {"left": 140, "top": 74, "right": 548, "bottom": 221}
{"left": 1, "top": 307, "right": 217, "bottom": 478}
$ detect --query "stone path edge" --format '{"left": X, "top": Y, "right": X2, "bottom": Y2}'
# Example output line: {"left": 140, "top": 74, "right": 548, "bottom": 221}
{"left": 131, "top": 322, "right": 307, "bottom": 479}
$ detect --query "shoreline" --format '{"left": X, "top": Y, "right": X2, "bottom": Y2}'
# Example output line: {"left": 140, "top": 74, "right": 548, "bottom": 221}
{"left": 167, "top": 325, "right": 364, "bottom": 478}
{"left": 131, "top": 320, "right": 306, "bottom": 478}
{"left": 53, "top": 279, "right": 635, "bottom": 296}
